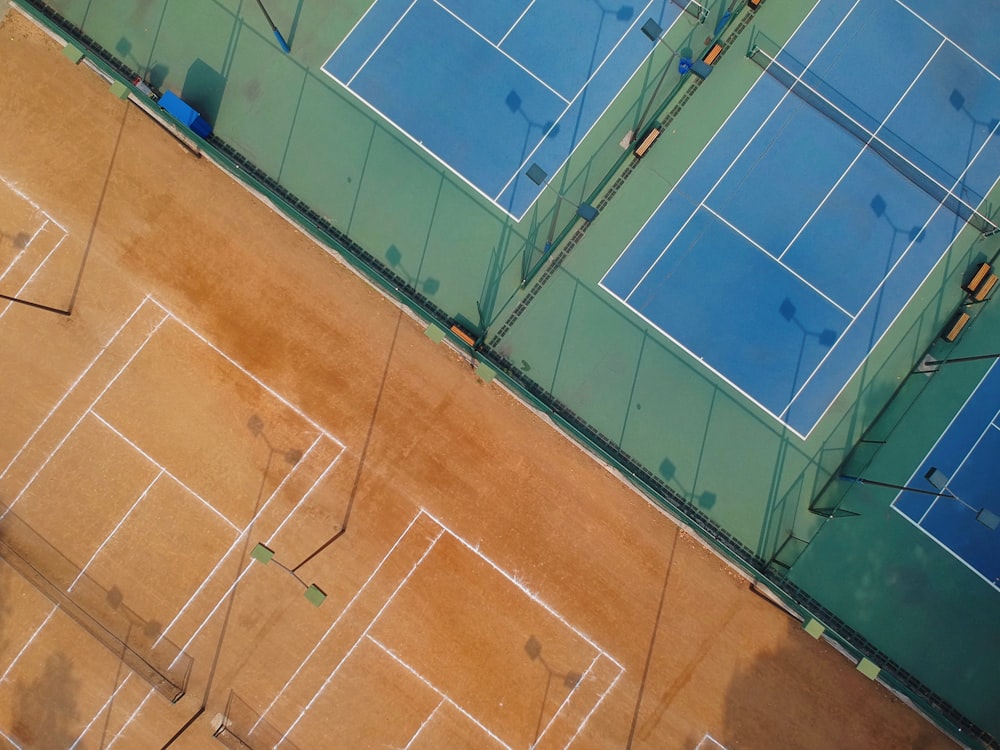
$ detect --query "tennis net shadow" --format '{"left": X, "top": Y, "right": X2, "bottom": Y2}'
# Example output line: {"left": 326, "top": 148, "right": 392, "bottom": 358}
{"left": 0, "top": 504, "right": 191, "bottom": 703}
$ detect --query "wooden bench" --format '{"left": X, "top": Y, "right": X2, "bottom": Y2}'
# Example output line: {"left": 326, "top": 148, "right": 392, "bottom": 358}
{"left": 963, "top": 262, "right": 991, "bottom": 295}
{"left": 973, "top": 273, "right": 999, "bottom": 302}
{"left": 702, "top": 42, "right": 724, "bottom": 66}
{"left": 633, "top": 126, "right": 662, "bottom": 158}
{"left": 943, "top": 311, "right": 970, "bottom": 342}
{"left": 450, "top": 324, "right": 476, "bottom": 347}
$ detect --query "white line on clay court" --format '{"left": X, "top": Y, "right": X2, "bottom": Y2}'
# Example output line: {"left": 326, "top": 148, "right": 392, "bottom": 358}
{"left": 0, "top": 306, "right": 168, "bottom": 520}
{"left": 277, "top": 527, "right": 447, "bottom": 745}
{"left": 69, "top": 673, "right": 135, "bottom": 749}
{"left": 89, "top": 411, "right": 241, "bottom": 533}
{"left": 369, "top": 635, "right": 514, "bottom": 750}
{"left": 0, "top": 296, "right": 154, "bottom": 483}
{"left": 0, "top": 607, "right": 58, "bottom": 686}
{"left": 68, "top": 469, "right": 164, "bottom": 592}
{"left": 402, "top": 697, "right": 445, "bottom": 750}
{"left": 254, "top": 507, "right": 623, "bottom": 749}
{"left": 534, "top": 650, "right": 602, "bottom": 748}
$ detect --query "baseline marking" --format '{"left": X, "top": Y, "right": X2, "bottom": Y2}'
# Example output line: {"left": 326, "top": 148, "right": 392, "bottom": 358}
{"left": 403, "top": 698, "right": 445, "bottom": 750}
{"left": 369, "top": 635, "right": 514, "bottom": 750}
{"left": 0, "top": 296, "right": 154, "bottom": 483}
{"left": 68, "top": 469, "right": 163, "bottom": 592}
{"left": 279, "top": 527, "right": 447, "bottom": 742}
{"left": 255, "top": 509, "right": 432, "bottom": 725}
{"left": 1, "top": 311, "right": 168, "bottom": 520}
{"left": 69, "top": 673, "right": 134, "bottom": 750}
{"left": 0, "top": 607, "right": 58, "bottom": 686}
{"left": 89, "top": 411, "right": 241, "bottom": 534}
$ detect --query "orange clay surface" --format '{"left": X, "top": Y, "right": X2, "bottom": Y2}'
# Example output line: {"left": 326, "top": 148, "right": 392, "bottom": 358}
{"left": 0, "top": 9, "right": 954, "bottom": 749}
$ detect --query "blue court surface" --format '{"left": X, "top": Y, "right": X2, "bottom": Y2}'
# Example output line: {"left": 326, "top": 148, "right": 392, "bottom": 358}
{"left": 322, "top": 0, "right": 682, "bottom": 219}
{"left": 894, "top": 360, "right": 1000, "bottom": 589}
{"left": 601, "top": 0, "right": 1000, "bottom": 437}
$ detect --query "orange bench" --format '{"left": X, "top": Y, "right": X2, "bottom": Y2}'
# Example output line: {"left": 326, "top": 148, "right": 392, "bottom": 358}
{"left": 450, "top": 324, "right": 476, "bottom": 347}
{"left": 633, "top": 126, "right": 662, "bottom": 158}
{"left": 702, "top": 42, "right": 724, "bottom": 66}
{"left": 963, "top": 262, "right": 991, "bottom": 295}
{"left": 943, "top": 311, "right": 970, "bottom": 342}
{"left": 973, "top": 273, "right": 999, "bottom": 302}
{"left": 748, "top": 0, "right": 763, "bottom": 9}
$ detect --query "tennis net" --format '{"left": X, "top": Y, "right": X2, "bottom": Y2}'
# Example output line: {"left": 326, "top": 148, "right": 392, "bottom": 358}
{"left": 671, "top": 0, "right": 709, "bottom": 23}
{"left": 748, "top": 44, "right": 999, "bottom": 236}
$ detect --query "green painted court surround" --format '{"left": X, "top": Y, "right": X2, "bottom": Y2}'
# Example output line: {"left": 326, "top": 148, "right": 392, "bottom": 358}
{"left": 19, "top": 0, "right": 1000, "bottom": 745}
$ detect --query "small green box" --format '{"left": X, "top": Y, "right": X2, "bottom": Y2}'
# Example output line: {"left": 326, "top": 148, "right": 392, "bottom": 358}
{"left": 109, "top": 81, "right": 130, "bottom": 100}
{"left": 62, "top": 43, "right": 84, "bottom": 64}
{"left": 250, "top": 543, "right": 275, "bottom": 565}
{"left": 856, "top": 657, "right": 881, "bottom": 680}
{"left": 424, "top": 324, "right": 446, "bottom": 343}
{"left": 476, "top": 362, "right": 496, "bottom": 383}
{"left": 803, "top": 618, "right": 826, "bottom": 639}
{"left": 303, "top": 584, "right": 327, "bottom": 607}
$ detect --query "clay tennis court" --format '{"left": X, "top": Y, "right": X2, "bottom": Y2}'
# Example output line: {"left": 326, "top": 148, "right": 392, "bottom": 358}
{"left": 0, "top": 7, "right": 953, "bottom": 749}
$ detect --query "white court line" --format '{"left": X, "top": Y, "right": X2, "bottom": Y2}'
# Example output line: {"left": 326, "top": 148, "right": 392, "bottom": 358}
{"left": 894, "top": 0, "right": 1000, "bottom": 82}
{"left": 560, "top": 666, "right": 624, "bottom": 750}
{"left": 430, "top": 0, "right": 570, "bottom": 103}
{"left": 491, "top": 0, "right": 662, "bottom": 202}
{"left": 403, "top": 697, "right": 445, "bottom": 750}
{"left": 695, "top": 732, "right": 728, "bottom": 749}
{"left": 700, "top": 204, "right": 853, "bottom": 317}
{"left": 0, "top": 311, "right": 168, "bottom": 521}
{"left": 269, "top": 507, "right": 623, "bottom": 748}
{"left": 368, "top": 635, "right": 514, "bottom": 750}
{"left": 110, "top": 437, "right": 340, "bottom": 747}
{"left": 774, "top": 38, "right": 948, "bottom": 261}
{"left": 621, "top": 0, "right": 868, "bottom": 302}
{"left": 89, "top": 412, "right": 241, "bottom": 534}
{"left": 255, "top": 509, "right": 431, "bottom": 725}
{"left": 497, "top": 0, "right": 536, "bottom": 46}
{"left": 0, "top": 726, "right": 24, "bottom": 749}
{"left": 0, "top": 607, "right": 58, "bottom": 685}
{"left": 277, "top": 528, "right": 446, "bottom": 745}
{"left": 0, "top": 218, "right": 47, "bottom": 284}
{"left": 150, "top": 433, "right": 327, "bottom": 649}
{"left": 149, "top": 298, "right": 344, "bottom": 449}
{"left": 68, "top": 470, "right": 163, "bottom": 592}
{"left": 0, "top": 218, "right": 70, "bottom": 326}
{"left": 889, "top": 358, "right": 1000, "bottom": 590}
{"left": 69, "top": 673, "right": 134, "bottom": 750}
{"left": 423, "top": 508, "right": 625, "bottom": 671}
{"left": 533, "top": 651, "right": 601, "bottom": 748}
{"left": 0, "top": 296, "right": 152, "bottom": 483}
{"left": 320, "top": 0, "right": 668, "bottom": 221}
{"left": 916, "top": 403, "right": 1000, "bottom": 524}
{"left": 346, "top": 0, "right": 420, "bottom": 88}
{"left": 778, "top": 88, "right": 1000, "bottom": 424}
{"left": 0, "top": 174, "right": 69, "bottom": 234}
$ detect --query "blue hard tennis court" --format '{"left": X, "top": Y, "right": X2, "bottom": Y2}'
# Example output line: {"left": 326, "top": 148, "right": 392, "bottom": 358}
{"left": 894, "top": 359, "right": 1000, "bottom": 589}
{"left": 601, "top": 0, "right": 1000, "bottom": 437}
{"left": 322, "top": 0, "right": 683, "bottom": 219}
